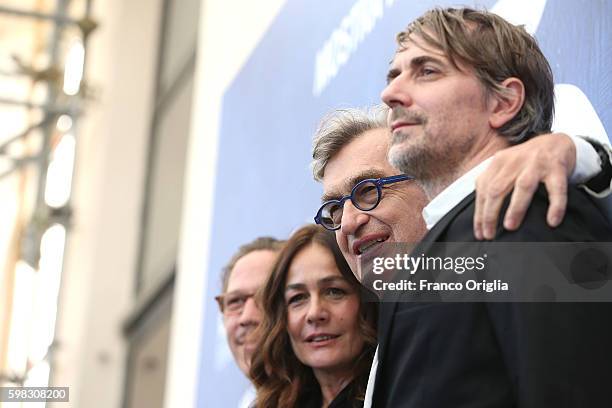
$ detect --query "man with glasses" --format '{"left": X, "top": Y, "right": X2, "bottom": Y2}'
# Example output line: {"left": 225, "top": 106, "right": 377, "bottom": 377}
{"left": 312, "top": 100, "right": 611, "bottom": 406}
{"left": 312, "top": 106, "right": 609, "bottom": 279}
{"left": 215, "top": 237, "right": 284, "bottom": 407}
{"left": 313, "top": 110, "right": 428, "bottom": 276}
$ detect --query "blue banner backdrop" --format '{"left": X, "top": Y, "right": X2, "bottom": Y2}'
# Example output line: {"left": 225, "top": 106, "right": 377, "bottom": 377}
{"left": 198, "top": 0, "right": 611, "bottom": 406}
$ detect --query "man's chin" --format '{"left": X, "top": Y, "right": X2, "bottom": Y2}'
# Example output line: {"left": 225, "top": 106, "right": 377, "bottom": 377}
{"left": 358, "top": 242, "right": 403, "bottom": 294}
{"left": 238, "top": 351, "right": 253, "bottom": 376}
{"left": 346, "top": 260, "right": 361, "bottom": 281}
{"left": 388, "top": 144, "right": 410, "bottom": 170}
{"left": 244, "top": 341, "right": 260, "bottom": 359}
{"left": 341, "top": 251, "right": 360, "bottom": 281}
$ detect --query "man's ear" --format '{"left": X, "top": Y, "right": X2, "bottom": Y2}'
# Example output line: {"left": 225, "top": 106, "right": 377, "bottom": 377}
{"left": 488, "top": 77, "right": 525, "bottom": 129}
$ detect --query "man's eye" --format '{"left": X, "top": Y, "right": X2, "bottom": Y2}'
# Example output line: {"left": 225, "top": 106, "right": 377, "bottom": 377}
{"left": 359, "top": 185, "right": 378, "bottom": 197}
{"left": 420, "top": 67, "right": 437, "bottom": 76}
{"left": 355, "top": 182, "right": 379, "bottom": 206}
{"left": 328, "top": 203, "right": 343, "bottom": 222}
{"left": 386, "top": 70, "right": 400, "bottom": 84}
{"left": 226, "top": 296, "right": 245, "bottom": 310}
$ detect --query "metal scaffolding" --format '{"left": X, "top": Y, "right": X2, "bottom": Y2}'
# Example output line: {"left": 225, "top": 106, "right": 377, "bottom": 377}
{"left": 0, "top": 0, "right": 96, "bottom": 388}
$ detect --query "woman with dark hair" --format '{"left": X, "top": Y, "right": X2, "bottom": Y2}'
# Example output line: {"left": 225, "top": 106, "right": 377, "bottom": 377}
{"left": 250, "top": 224, "right": 377, "bottom": 408}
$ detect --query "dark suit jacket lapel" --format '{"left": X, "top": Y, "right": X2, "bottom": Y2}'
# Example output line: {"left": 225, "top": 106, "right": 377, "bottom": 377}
{"left": 374, "top": 192, "right": 477, "bottom": 395}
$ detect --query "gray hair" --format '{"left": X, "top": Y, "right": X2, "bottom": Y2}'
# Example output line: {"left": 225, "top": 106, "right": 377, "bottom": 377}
{"left": 311, "top": 105, "right": 388, "bottom": 181}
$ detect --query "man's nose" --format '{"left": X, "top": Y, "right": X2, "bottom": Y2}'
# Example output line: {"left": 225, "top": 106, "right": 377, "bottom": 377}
{"left": 238, "top": 297, "right": 261, "bottom": 327}
{"left": 381, "top": 76, "right": 413, "bottom": 110}
{"left": 340, "top": 200, "right": 369, "bottom": 237}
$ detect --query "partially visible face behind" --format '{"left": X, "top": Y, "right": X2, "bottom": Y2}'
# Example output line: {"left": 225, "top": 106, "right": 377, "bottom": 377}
{"left": 322, "top": 128, "right": 428, "bottom": 278}
{"left": 285, "top": 243, "right": 364, "bottom": 377}
{"left": 223, "top": 249, "right": 278, "bottom": 376}
{"left": 380, "top": 33, "right": 493, "bottom": 181}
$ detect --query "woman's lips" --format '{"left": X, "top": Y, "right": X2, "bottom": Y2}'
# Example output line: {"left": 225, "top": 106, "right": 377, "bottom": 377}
{"left": 304, "top": 333, "right": 341, "bottom": 348}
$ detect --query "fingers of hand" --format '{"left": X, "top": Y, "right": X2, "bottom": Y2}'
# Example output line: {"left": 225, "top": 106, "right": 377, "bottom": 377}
{"left": 475, "top": 167, "right": 515, "bottom": 240}
{"left": 481, "top": 181, "right": 513, "bottom": 240}
{"left": 476, "top": 134, "right": 573, "bottom": 239}
{"left": 544, "top": 172, "right": 569, "bottom": 227}
{"left": 503, "top": 173, "right": 540, "bottom": 231}
{"left": 474, "top": 183, "right": 486, "bottom": 240}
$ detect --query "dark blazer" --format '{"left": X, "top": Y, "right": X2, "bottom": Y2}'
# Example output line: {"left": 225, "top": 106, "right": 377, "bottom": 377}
{"left": 372, "top": 185, "right": 612, "bottom": 408}
{"left": 301, "top": 380, "right": 363, "bottom": 408}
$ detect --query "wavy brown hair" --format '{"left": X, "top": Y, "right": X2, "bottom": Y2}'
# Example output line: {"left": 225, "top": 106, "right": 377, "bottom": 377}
{"left": 249, "top": 224, "right": 377, "bottom": 408}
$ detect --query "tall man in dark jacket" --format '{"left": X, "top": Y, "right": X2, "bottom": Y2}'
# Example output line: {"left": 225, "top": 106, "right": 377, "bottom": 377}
{"left": 371, "top": 7, "right": 612, "bottom": 407}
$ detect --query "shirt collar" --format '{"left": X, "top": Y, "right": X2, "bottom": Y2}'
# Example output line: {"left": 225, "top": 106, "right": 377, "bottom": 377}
{"left": 422, "top": 158, "right": 493, "bottom": 230}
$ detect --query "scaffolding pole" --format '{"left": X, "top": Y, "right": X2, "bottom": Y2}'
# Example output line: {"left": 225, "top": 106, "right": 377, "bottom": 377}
{"left": 0, "top": 5, "right": 80, "bottom": 25}
{"left": 0, "top": 0, "right": 95, "bottom": 390}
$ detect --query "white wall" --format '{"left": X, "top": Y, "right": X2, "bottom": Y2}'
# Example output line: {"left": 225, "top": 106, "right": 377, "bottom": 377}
{"left": 49, "top": 0, "right": 161, "bottom": 406}
{"left": 164, "top": 0, "right": 287, "bottom": 407}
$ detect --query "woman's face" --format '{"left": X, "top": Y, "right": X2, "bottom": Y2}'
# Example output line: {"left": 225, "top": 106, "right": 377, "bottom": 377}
{"left": 284, "top": 243, "right": 365, "bottom": 376}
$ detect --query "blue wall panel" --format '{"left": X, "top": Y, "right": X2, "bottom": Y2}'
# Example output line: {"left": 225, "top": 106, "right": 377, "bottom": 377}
{"left": 197, "top": 0, "right": 611, "bottom": 406}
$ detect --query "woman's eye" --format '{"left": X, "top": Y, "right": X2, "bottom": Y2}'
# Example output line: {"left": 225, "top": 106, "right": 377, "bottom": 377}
{"left": 287, "top": 293, "right": 306, "bottom": 305}
{"left": 326, "top": 287, "right": 346, "bottom": 298}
